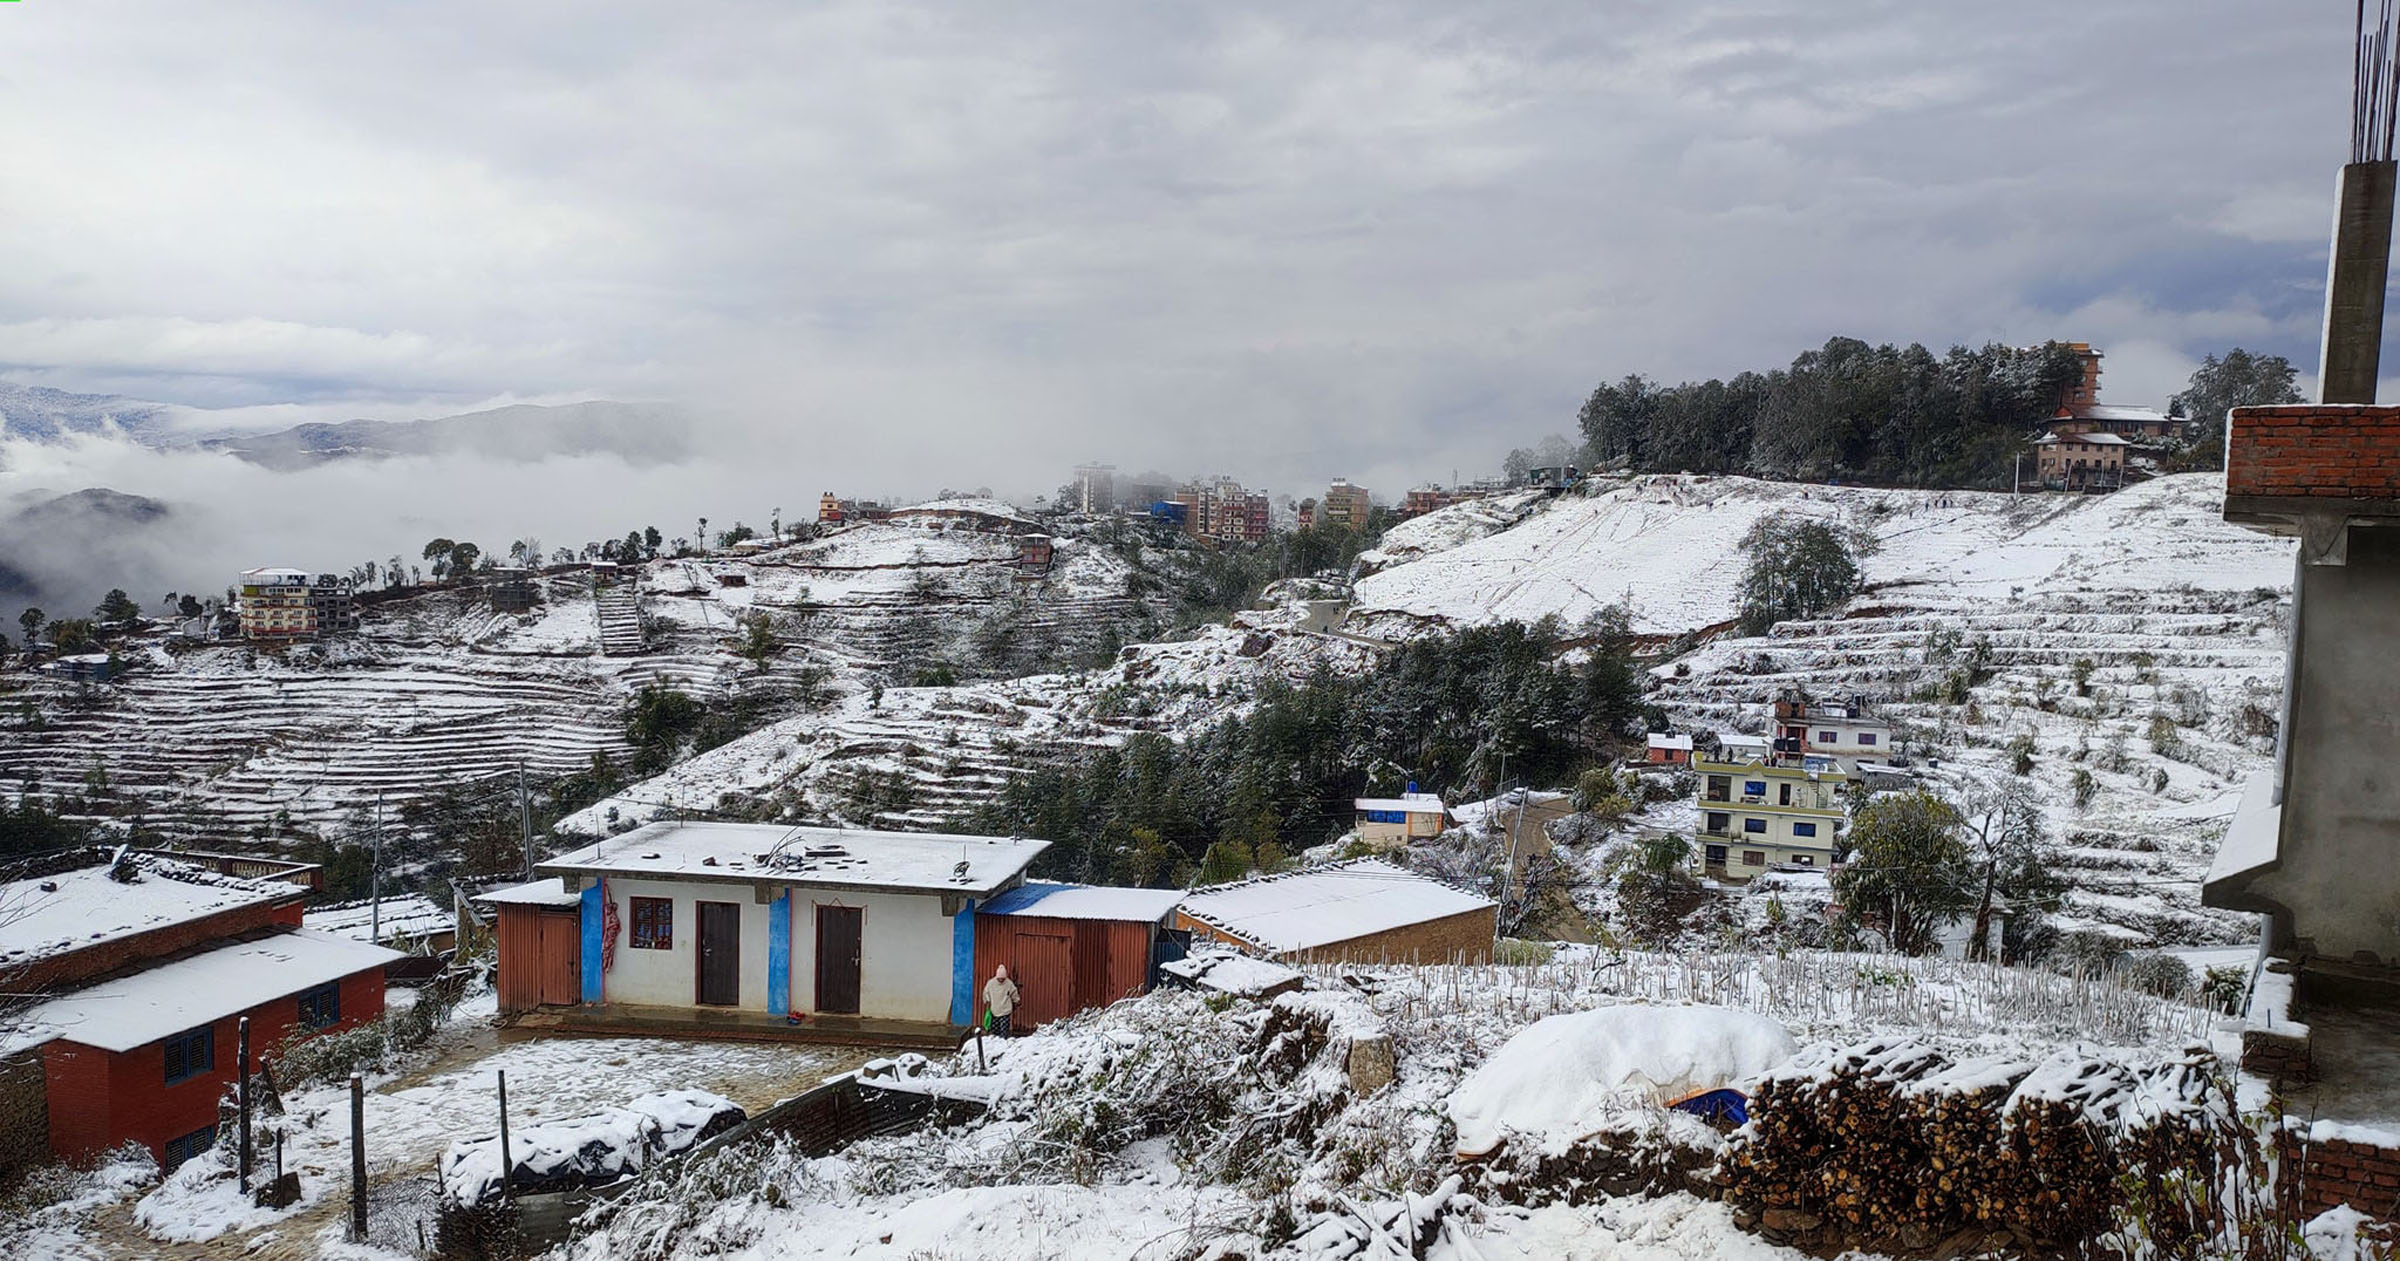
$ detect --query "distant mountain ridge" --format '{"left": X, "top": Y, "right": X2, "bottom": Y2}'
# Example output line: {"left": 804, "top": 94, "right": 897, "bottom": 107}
{"left": 0, "top": 384, "right": 693, "bottom": 468}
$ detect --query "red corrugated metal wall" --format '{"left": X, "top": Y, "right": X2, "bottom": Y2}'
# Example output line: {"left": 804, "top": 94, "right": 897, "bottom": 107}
{"left": 974, "top": 915, "right": 1155, "bottom": 1029}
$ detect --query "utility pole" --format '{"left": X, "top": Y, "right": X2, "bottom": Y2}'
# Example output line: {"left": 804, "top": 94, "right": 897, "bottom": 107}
{"left": 518, "top": 761, "right": 533, "bottom": 880}
{"left": 371, "top": 792, "right": 383, "bottom": 942}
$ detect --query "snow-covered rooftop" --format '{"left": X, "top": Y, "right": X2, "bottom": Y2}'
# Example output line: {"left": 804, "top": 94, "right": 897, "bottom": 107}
{"left": 2071, "top": 404, "right": 2170, "bottom": 423}
{"left": 1175, "top": 859, "right": 1495, "bottom": 955}
{"left": 979, "top": 882, "right": 1184, "bottom": 923}
{"left": 305, "top": 894, "right": 452, "bottom": 943}
{"left": 2037, "top": 431, "right": 2131, "bottom": 446}
{"left": 541, "top": 821, "right": 1049, "bottom": 896}
{"left": 474, "top": 876, "right": 582, "bottom": 908}
{"left": 1352, "top": 796, "right": 1447, "bottom": 814}
{"left": 0, "top": 853, "right": 306, "bottom": 970}
{"left": 1647, "top": 733, "right": 1694, "bottom": 751}
{"left": 9, "top": 928, "right": 402, "bottom": 1054}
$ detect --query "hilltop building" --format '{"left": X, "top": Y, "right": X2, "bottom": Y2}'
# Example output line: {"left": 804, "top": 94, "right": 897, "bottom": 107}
{"left": 0, "top": 848, "right": 394, "bottom": 1173}
{"left": 1693, "top": 739, "right": 1851, "bottom": 881}
{"left": 1070, "top": 463, "right": 1117, "bottom": 514}
{"left": 2033, "top": 431, "right": 2129, "bottom": 493}
{"left": 1168, "top": 478, "right": 1271, "bottom": 545}
{"left": 1319, "top": 479, "right": 1373, "bottom": 528}
{"left": 817, "top": 493, "right": 891, "bottom": 524}
{"left": 235, "top": 568, "right": 357, "bottom": 640}
{"left": 2049, "top": 343, "right": 2178, "bottom": 441}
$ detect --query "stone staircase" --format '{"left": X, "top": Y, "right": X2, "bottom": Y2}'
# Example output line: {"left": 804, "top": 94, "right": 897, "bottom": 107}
{"left": 596, "top": 584, "right": 646, "bottom": 656}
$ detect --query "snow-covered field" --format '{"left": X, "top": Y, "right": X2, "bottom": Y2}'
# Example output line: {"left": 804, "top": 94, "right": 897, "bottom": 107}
{"left": 1348, "top": 473, "right": 2289, "bottom": 637}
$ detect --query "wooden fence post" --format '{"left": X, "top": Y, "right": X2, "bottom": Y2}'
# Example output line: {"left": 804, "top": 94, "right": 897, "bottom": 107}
{"left": 236, "top": 1016, "right": 252, "bottom": 1193}
{"left": 349, "top": 1073, "right": 368, "bottom": 1242}
{"left": 496, "top": 1069, "right": 514, "bottom": 1205}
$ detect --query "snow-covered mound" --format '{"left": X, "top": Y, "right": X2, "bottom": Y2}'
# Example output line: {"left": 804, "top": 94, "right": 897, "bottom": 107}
{"left": 1447, "top": 1004, "right": 1798, "bottom": 1158}
{"left": 1350, "top": 473, "right": 2290, "bottom": 638}
{"left": 437, "top": 1088, "right": 744, "bottom": 1208}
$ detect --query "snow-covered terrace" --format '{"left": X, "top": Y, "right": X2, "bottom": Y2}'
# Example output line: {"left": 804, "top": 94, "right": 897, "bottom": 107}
{"left": 540, "top": 820, "right": 1050, "bottom": 896}
{"left": 304, "top": 893, "right": 454, "bottom": 945}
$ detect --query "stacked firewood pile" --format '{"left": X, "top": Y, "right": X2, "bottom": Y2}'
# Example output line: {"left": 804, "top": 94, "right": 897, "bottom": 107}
{"left": 1465, "top": 1106, "right": 1724, "bottom": 1207}
{"left": 1723, "top": 1038, "right": 2230, "bottom": 1255}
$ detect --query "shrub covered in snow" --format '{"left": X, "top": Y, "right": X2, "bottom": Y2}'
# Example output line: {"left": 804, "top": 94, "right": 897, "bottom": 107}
{"left": 438, "top": 1089, "right": 744, "bottom": 1208}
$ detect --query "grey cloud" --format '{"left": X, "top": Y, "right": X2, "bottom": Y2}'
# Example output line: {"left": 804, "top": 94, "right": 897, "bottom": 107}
{"left": 0, "top": 0, "right": 2369, "bottom": 498}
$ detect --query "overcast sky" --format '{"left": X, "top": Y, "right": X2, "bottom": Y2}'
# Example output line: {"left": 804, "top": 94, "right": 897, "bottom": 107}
{"left": 0, "top": 1, "right": 2363, "bottom": 498}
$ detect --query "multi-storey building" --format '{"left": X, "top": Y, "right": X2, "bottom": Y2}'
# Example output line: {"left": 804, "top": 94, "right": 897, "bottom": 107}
{"left": 1070, "top": 463, "right": 1117, "bottom": 514}
{"left": 1692, "top": 744, "right": 1850, "bottom": 880}
{"left": 1320, "top": 478, "right": 1372, "bottom": 528}
{"left": 236, "top": 568, "right": 354, "bottom": 640}
{"left": 2032, "top": 431, "right": 2127, "bottom": 492}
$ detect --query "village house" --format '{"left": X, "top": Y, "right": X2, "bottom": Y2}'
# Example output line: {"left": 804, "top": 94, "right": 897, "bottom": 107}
{"left": 513, "top": 822, "right": 1048, "bottom": 1035}
{"left": 0, "top": 848, "right": 396, "bottom": 1173}
{"left": 1693, "top": 740, "right": 1851, "bottom": 880}
{"left": 1646, "top": 732, "right": 1694, "bottom": 764}
{"left": 1016, "top": 533, "right": 1055, "bottom": 577}
{"left": 1173, "top": 859, "right": 1497, "bottom": 964}
{"left": 1770, "top": 691, "right": 1893, "bottom": 760}
{"left": 970, "top": 883, "right": 1185, "bottom": 1029}
{"left": 1351, "top": 790, "right": 1450, "bottom": 848}
{"left": 2032, "top": 431, "right": 2129, "bottom": 492}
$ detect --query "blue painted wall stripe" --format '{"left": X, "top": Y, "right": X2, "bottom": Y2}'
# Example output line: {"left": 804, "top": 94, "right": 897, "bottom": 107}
{"left": 949, "top": 900, "right": 976, "bottom": 1027}
{"left": 766, "top": 890, "right": 791, "bottom": 1015}
{"left": 579, "top": 883, "right": 604, "bottom": 1003}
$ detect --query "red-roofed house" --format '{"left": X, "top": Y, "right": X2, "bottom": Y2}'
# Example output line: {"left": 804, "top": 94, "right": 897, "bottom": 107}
{"left": 0, "top": 849, "right": 398, "bottom": 1173}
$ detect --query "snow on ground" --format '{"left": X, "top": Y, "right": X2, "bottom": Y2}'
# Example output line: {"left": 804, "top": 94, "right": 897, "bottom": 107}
{"left": 1350, "top": 472, "right": 2290, "bottom": 638}
{"left": 122, "top": 1013, "right": 857, "bottom": 1248}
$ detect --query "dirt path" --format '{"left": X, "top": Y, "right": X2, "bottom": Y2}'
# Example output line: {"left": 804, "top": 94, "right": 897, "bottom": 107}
{"left": 69, "top": 1022, "right": 879, "bottom": 1260}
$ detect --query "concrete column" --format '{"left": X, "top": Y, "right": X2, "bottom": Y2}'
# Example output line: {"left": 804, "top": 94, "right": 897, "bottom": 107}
{"left": 2321, "top": 160, "right": 2397, "bottom": 405}
{"left": 766, "top": 890, "right": 791, "bottom": 1016}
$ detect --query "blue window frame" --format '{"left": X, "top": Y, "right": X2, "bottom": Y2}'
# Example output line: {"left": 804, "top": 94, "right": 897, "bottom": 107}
{"left": 1743, "top": 781, "right": 1766, "bottom": 797}
{"left": 164, "top": 1025, "right": 214, "bottom": 1085}
{"left": 298, "top": 981, "right": 340, "bottom": 1029}
{"left": 1743, "top": 818, "right": 1767, "bottom": 834}
{"left": 1793, "top": 822, "right": 1818, "bottom": 838}
{"left": 1858, "top": 733, "right": 1878, "bottom": 746}
{"left": 162, "top": 1124, "right": 218, "bottom": 1172}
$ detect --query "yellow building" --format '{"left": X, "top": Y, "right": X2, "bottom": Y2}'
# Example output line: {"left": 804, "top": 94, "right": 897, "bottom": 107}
{"left": 1693, "top": 749, "right": 1849, "bottom": 880}
{"left": 1352, "top": 793, "right": 1449, "bottom": 848}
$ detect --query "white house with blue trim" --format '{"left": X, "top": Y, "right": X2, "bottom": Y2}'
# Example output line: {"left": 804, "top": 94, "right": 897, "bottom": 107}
{"left": 536, "top": 821, "right": 1048, "bottom": 1028}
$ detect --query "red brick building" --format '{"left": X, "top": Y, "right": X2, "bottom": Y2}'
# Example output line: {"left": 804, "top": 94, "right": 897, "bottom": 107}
{"left": 0, "top": 850, "right": 398, "bottom": 1172}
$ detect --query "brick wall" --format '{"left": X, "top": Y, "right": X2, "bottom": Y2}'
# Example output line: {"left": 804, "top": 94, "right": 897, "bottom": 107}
{"left": 20, "top": 899, "right": 306, "bottom": 992}
{"left": 41, "top": 963, "right": 386, "bottom": 1165}
{"left": 2225, "top": 404, "right": 2400, "bottom": 500}
{"left": 2283, "top": 1130, "right": 2400, "bottom": 1221}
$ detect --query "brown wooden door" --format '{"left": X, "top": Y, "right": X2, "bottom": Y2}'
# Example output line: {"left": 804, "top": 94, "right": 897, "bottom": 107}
{"left": 1015, "top": 931, "right": 1072, "bottom": 1028}
{"left": 696, "top": 902, "right": 741, "bottom": 1006}
{"left": 537, "top": 910, "right": 581, "bottom": 1006}
{"left": 815, "top": 905, "right": 863, "bottom": 1014}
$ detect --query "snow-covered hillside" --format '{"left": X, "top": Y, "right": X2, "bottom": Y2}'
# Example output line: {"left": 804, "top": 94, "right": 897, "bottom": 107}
{"left": 1349, "top": 473, "right": 2290, "bottom": 638}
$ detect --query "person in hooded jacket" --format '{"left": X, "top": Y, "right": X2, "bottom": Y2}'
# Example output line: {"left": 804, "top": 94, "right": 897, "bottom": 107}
{"left": 982, "top": 964, "right": 1021, "bottom": 1035}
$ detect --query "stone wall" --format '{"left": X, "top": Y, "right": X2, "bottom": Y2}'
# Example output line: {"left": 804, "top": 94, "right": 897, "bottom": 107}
{"left": 0, "top": 1053, "right": 50, "bottom": 1179}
